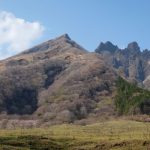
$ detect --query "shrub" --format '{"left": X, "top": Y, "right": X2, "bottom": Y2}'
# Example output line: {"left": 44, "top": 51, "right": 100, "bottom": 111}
{"left": 115, "top": 77, "right": 150, "bottom": 115}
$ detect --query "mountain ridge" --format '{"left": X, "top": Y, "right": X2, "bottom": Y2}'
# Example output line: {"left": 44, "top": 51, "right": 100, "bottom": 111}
{"left": 95, "top": 40, "right": 150, "bottom": 89}
{"left": 21, "top": 33, "right": 87, "bottom": 55}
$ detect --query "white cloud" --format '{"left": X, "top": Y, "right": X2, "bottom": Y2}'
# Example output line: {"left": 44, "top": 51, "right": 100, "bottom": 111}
{"left": 0, "top": 11, "right": 44, "bottom": 59}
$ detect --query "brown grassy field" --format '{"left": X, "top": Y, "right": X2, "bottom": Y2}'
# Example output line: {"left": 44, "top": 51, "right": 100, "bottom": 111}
{"left": 0, "top": 119, "right": 149, "bottom": 150}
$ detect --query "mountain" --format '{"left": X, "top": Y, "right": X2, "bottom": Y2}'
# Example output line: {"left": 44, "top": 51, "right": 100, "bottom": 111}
{"left": 0, "top": 34, "right": 120, "bottom": 127}
{"left": 0, "top": 35, "right": 149, "bottom": 128}
{"left": 95, "top": 41, "right": 119, "bottom": 53}
{"left": 95, "top": 41, "right": 150, "bottom": 89}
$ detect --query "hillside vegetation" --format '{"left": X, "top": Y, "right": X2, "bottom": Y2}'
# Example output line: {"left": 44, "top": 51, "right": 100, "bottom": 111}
{"left": 115, "top": 77, "right": 150, "bottom": 115}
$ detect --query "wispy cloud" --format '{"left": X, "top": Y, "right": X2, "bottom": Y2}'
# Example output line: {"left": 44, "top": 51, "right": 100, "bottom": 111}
{"left": 0, "top": 11, "right": 44, "bottom": 59}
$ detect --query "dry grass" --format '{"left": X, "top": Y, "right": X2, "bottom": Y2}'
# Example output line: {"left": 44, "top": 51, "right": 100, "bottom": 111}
{"left": 0, "top": 120, "right": 149, "bottom": 149}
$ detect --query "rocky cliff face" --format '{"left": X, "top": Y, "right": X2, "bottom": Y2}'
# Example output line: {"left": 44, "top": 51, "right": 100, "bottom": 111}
{"left": 95, "top": 41, "right": 150, "bottom": 88}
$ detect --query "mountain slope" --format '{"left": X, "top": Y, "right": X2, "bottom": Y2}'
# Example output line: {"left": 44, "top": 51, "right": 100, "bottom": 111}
{"left": 0, "top": 34, "right": 119, "bottom": 127}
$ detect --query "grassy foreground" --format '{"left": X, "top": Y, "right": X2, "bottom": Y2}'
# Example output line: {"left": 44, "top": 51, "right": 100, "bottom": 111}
{"left": 0, "top": 120, "right": 150, "bottom": 150}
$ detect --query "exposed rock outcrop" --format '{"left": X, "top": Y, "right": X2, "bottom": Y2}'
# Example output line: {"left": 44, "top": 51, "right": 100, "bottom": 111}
{"left": 95, "top": 41, "right": 150, "bottom": 86}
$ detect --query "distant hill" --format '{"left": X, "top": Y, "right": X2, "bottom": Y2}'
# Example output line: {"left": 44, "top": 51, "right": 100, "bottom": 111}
{"left": 0, "top": 34, "right": 149, "bottom": 128}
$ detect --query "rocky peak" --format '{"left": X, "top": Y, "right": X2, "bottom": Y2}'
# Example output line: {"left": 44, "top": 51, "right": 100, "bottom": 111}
{"left": 127, "top": 42, "right": 140, "bottom": 52}
{"left": 57, "top": 33, "right": 71, "bottom": 41}
{"left": 22, "top": 34, "right": 87, "bottom": 55}
{"left": 95, "top": 41, "right": 118, "bottom": 53}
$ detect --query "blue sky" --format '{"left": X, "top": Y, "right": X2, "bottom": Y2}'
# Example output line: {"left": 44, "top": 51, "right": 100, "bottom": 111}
{"left": 0, "top": 0, "right": 150, "bottom": 58}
